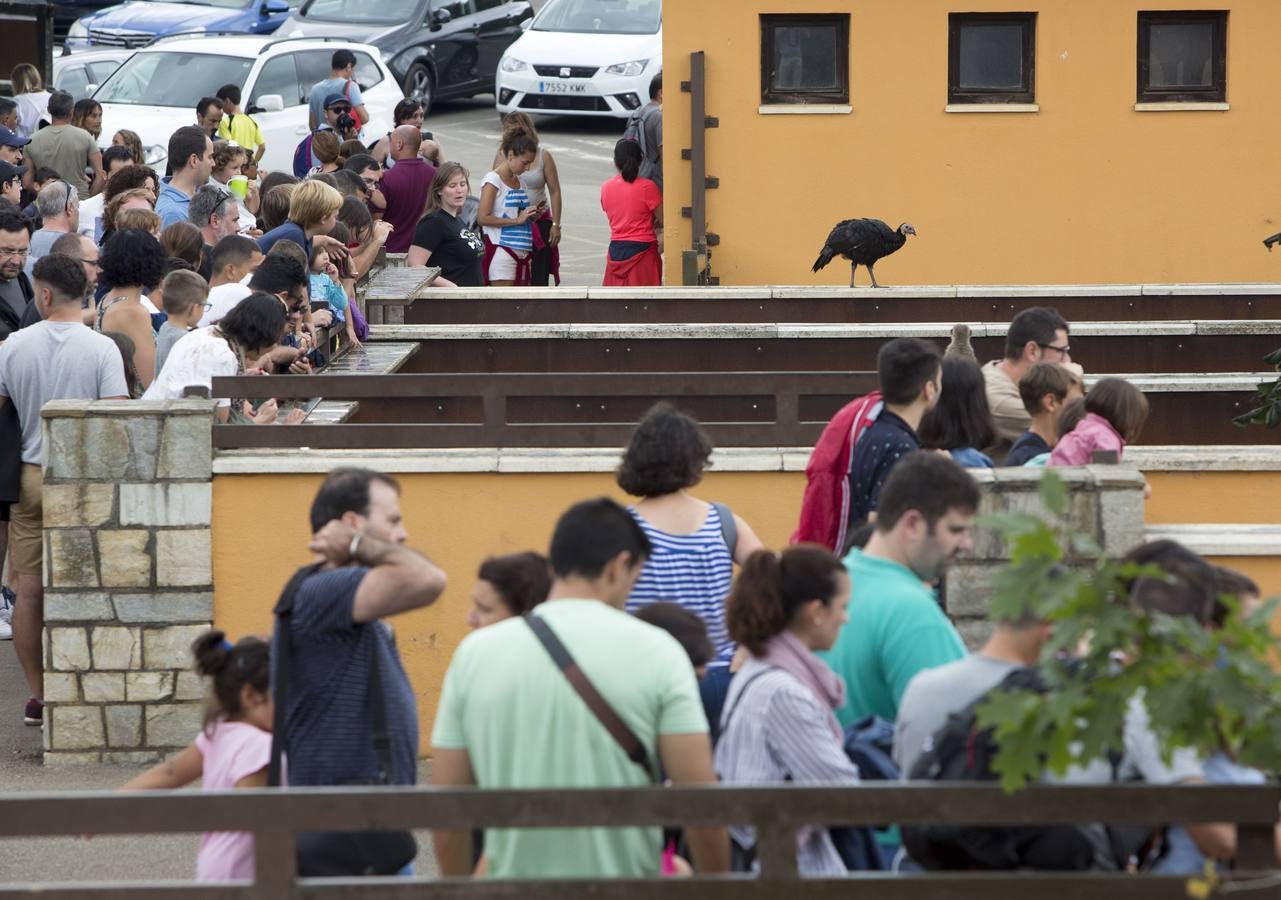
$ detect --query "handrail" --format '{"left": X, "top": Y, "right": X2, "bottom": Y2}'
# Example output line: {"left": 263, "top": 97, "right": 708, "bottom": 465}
{"left": 0, "top": 783, "right": 1277, "bottom": 898}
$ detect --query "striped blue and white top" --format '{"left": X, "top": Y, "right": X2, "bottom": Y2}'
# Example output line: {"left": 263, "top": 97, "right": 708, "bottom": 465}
{"left": 482, "top": 171, "right": 534, "bottom": 251}
{"left": 625, "top": 505, "right": 735, "bottom": 668}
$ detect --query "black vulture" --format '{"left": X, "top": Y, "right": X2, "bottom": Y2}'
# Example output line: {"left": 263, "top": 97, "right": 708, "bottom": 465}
{"left": 811, "top": 218, "right": 916, "bottom": 287}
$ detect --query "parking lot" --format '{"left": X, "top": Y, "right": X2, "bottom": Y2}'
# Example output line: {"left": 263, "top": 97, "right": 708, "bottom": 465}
{"left": 424, "top": 96, "right": 622, "bottom": 286}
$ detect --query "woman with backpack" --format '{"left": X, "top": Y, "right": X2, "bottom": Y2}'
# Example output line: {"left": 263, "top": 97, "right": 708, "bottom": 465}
{"left": 715, "top": 544, "right": 861, "bottom": 875}
{"left": 618, "top": 403, "right": 763, "bottom": 731}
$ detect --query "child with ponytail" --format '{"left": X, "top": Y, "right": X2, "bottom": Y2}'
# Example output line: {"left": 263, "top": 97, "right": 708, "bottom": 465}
{"left": 121, "top": 630, "right": 274, "bottom": 881}
{"left": 716, "top": 545, "right": 861, "bottom": 875}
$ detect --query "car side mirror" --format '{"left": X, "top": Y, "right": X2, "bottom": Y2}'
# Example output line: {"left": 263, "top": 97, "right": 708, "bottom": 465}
{"left": 262, "top": 0, "right": 290, "bottom": 14}
{"left": 255, "top": 93, "right": 285, "bottom": 112}
{"left": 431, "top": 8, "right": 452, "bottom": 25}
{"left": 520, "top": 18, "right": 532, "bottom": 31}
{"left": 85, "top": 83, "right": 99, "bottom": 95}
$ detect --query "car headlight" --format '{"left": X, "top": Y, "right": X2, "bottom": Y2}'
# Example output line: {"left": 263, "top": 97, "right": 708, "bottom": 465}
{"left": 68, "top": 19, "right": 88, "bottom": 39}
{"left": 604, "top": 59, "right": 648, "bottom": 77}
{"left": 500, "top": 56, "right": 528, "bottom": 73}
{"left": 144, "top": 145, "right": 166, "bottom": 167}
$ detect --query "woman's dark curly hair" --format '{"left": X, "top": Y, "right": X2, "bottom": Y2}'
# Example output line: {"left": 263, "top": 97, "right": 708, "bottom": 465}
{"left": 218, "top": 291, "right": 287, "bottom": 354}
{"left": 100, "top": 228, "right": 166, "bottom": 290}
{"left": 616, "top": 402, "right": 713, "bottom": 497}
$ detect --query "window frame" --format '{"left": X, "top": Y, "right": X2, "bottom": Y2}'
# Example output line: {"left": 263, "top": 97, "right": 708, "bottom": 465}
{"left": 759, "top": 13, "right": 850, "bottom": 106}
{"left": 1136, "top": 10, "right": 1227, "bottom": 104}
{"left": 947, "top": 12, "right": 1037, "bottom": 105}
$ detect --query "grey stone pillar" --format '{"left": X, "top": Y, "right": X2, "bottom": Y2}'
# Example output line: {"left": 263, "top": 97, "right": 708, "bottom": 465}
{"left": 39, "top": 399, "right": 216, "bottom": 765}
{"left": 945, "top": 465, "right": 1147, "bottom": 649}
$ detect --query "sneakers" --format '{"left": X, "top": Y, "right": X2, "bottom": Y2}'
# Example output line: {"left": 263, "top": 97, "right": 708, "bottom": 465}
{"left": 23, "top": 698, "right": 43, "bottom": 727}
{"left": 0, "top": 585, "right": 13, "bottom": 640}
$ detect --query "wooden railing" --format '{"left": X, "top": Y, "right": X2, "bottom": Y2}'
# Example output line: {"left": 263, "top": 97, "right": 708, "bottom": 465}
{"left": 0, "top": 783, "right": 1277, "bottom": 898}
{"left": 208, "top": 371, "right": 1278, "bottom": 448}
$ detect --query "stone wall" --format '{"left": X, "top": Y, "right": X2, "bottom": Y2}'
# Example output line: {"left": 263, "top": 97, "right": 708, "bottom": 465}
{"left": 944, "top": 465, "right": 1147, "bottom": 649}
{"left": 40, "top": 400, "right": 215, "bottom": 765}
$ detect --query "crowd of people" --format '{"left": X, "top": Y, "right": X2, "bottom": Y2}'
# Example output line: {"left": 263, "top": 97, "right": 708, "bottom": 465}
{"left": 90, "top": 314, "right": 1278, "bottom": 881}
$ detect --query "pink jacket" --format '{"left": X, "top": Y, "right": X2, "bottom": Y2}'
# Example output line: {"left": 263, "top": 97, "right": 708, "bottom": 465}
{"left": 1049, "top": 412, "right": 1126, "bottom": 466}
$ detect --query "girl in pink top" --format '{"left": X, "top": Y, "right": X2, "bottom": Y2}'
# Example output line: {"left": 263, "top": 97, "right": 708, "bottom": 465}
{"left": 1049, "top": 378, "right": 1149, "bottom": 466}
{"left": 122, "top": 630, "right": 274, "bottom": 881}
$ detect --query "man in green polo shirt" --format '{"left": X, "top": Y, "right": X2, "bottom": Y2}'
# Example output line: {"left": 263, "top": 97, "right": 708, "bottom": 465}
{"left": 824, "top": 451, "right": 980, "bottom": 727}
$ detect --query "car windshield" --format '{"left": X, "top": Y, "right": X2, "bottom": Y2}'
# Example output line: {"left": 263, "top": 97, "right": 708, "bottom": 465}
{"left": 303, "top": 0, "right": 419, "bottom": 24}
{"left": 94, "top": 52, "right": 253, "bottom": 107}
{"left": 533, "top": 0, "right": 661, "bottom": 35}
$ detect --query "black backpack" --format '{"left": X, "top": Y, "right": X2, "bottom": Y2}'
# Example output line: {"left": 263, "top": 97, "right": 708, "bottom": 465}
{"left": 901, "top": 667, "right": 1100, "bottom": 871}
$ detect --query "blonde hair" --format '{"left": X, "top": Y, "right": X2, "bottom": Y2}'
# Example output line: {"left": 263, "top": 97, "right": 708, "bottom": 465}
{"left": 103, "top": 188, "right": 156, "bottom": 234}
{"left": 11, "top": 63, "right": 43, "bottom": 96}
{"left": 113, "top": 130, "right": 145, "bottom": 167}
{"left": 116, "top": 208, "right": 162, "bottom": 236}
{"left": 288, "top": 179, "right": 342, "bottom": 230}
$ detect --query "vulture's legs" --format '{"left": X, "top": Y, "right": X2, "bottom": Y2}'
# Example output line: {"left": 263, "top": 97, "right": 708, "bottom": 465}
{"left": 849, "top": 263, "right": 857, "bottom": 288}
{"left": 868, "top": 264, "right": 881, "bottom": 289}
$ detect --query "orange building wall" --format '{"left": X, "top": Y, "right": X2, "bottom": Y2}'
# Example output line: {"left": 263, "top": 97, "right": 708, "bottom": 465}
{"left": 213, "top": 467, "right": 1280, "bottom": 755}
{"left": 661, "top": 1, "right": 1281, "bottom": 286}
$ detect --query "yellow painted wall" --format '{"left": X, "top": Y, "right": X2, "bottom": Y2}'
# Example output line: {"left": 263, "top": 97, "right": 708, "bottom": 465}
{"left": 662, "top": 1, "right": 1281, "bottom": 286}
{"left": 213, "top": 467, "right": 1280, "bottom": 755}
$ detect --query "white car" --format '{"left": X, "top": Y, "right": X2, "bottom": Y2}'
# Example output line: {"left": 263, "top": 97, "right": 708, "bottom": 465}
{"left": 495, "top": 0, "right": 661, "bottom": 120}
{"left": 91, "top": 35, "right": 403, "bottom": 174}
{"left": 54, "top": 48, "right": 135, "bottom": 102}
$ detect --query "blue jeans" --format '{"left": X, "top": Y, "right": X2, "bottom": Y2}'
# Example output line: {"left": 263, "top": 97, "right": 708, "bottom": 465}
{"left": 699, "top": 666, "right": 733, "bottom": 741}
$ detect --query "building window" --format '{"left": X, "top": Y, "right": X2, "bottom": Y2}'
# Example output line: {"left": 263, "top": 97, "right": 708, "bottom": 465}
{"left": 1137, "top": 11, "right": 1227, "bottom": 103}
{"left": 760, "top": 14, "right": 850, "bottom": 105}
{"left": 948, "top": 13, "right": 1036, "bottom": 104}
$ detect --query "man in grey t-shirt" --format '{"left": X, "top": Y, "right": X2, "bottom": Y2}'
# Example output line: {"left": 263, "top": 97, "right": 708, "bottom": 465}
{"left": 23, "top": 180, "right": 80, "bottom": 278}
{"left": 0, "top": 253, "right": 127, "bottom": 726}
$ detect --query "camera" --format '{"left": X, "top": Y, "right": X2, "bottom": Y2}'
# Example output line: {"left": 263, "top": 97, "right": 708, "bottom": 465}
{"left": 336, "top": 112, "right": 357, "bottom": 135}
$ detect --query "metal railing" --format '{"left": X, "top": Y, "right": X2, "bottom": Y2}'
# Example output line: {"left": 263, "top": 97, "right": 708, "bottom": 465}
{"left": 0, "top": 783, "right": 1277, "bottom": 898}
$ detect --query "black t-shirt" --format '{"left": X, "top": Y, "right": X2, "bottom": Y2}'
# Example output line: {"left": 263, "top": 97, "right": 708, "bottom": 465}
{"left": 1005, "top": 430, "right": 1052, "bottom": 467}
{"left": 411, "top": 209, "right": 484, "bottom": 287}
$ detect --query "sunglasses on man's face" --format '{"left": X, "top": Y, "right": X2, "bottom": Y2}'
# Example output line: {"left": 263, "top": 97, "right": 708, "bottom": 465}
{"left": 330, "top": 105, "right": 351, "bottom": 114}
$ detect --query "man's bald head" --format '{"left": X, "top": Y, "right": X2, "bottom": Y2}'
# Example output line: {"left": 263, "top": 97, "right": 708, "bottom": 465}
{"left": 391, "top": 124, "right": 422, "bottom": 160}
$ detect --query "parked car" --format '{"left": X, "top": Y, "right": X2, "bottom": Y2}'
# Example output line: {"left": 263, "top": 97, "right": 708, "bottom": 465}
{"left": 65, "top": 0, "right": 301, "bottom": 51}
{"left": 273, "top": 0, "right": 532, "bottom": 113}
{"left": 49, "top": 0, "right": 119, "bottom": 45}
{"left": 53, "top": 47, "right": 133, "bottom": 101}
{"left": 91, "top": 35, "right": 402, "bottom": 173}
{"left": 495, "top": 0, "right": 661, "bottom": 119}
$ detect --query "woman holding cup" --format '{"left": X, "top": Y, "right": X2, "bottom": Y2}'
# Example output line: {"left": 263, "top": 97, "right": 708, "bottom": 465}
{"left": 209, "top": 140, "right": 259, "bottom": 234}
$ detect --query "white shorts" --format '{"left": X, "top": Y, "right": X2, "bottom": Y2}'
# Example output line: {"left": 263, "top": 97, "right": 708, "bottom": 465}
{"left": 488, "top": 247, "right": 530, "bottom": 282}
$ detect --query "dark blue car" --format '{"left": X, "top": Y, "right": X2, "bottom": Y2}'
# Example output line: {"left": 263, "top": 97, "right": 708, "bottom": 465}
{"left": 65, "top": 0, "right": 301, "bottom": 50}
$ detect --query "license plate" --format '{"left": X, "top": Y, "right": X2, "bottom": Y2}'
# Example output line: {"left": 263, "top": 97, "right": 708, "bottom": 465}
{"left": 539, "top": 81, "right": 587, "bottom": 94}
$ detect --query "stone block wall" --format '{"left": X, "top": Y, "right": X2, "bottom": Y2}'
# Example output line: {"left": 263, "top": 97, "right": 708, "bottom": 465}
{"left": 943, "top": 465, "right": 1147, "bottom": 649}
{"left": 40, "top": 400, "right": 216, "bottom": 765}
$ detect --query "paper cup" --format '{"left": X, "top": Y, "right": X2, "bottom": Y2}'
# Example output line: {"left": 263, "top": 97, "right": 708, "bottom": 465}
{"left": 227, "top": 175, "right": 249, "bottom": 200}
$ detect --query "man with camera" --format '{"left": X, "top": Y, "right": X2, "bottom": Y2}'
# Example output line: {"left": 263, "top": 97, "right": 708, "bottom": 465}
{"left": 293, "top": 95, "right": 362, "bottom": 178}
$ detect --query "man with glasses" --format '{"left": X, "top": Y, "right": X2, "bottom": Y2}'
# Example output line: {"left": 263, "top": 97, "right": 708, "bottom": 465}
{"left": 18, "top": 233, "right": 102, "bottom": 329}
{"left": 343, "top": 154, "right": 387, "bottom": 218}
{"left": 981, "top": 307, "right": 1077, "bottom": 458}
{"left": 0, "top": 210, "right": 32, "bottom": 343}
{"left": 23, "top": 180, "right": 79, "bottom": 278}
{"left": 189, "top": 185, "right": 241, "bottom": 280}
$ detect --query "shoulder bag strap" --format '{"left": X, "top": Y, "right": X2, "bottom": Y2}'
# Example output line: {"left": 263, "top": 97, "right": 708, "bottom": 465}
{"left": 267, "top": 563, "right": 324, "bottom": 788}
{"left": 711, "top": 502, "right": 737, "bottom": 558}
{"left": 524, "top": 613, "right": 655, "bottom": 781}
{"left": 715, "top": 666, "right": 778, "bottom": 748}
{"left": 365, "top": 618, "right": 393, "bottom": 784}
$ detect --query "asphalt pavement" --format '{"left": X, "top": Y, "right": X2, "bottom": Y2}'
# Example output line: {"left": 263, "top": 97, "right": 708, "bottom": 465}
{"left": 424, "top": 96, "right": 622, "bottom": 286}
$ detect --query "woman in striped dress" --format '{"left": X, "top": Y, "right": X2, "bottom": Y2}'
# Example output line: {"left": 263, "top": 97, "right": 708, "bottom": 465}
{"left": 618, "top": 403, "right": 764, "bottom": 730}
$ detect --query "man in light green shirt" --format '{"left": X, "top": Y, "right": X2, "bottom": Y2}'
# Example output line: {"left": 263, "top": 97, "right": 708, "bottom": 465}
{"left": 432, "top": 497, "right": 729, "bottom": 879}
{"left": 823, "top": 452, "right": 979, "bottom": 727}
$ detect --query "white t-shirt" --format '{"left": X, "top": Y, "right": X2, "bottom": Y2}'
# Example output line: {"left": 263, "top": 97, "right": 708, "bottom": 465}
{"left": 77, "top": 191, "right": 106, "bottom": 242}
{"left": 198, "top": 283, "right": 252, "bottom": 328}
{"left": 14, "top": 91, "right": 51, "bottom": 139}
{"left": 143, "top": 326, "right": 238, "bottom": 408}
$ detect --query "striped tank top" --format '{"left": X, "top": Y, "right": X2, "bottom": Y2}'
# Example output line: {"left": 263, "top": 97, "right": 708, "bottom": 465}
{"left": 497, "top": 184, "right": 534, "bottom": 251}
{"left": 625, "top": 505, "right": 735, "bottom": 668}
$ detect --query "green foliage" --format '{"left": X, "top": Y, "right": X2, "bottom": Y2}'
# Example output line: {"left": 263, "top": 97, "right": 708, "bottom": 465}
{"left": 1232, "top": 346, "right": 1281, "bottom": 428}
{"left": 973, "top": 470, "right": 1281, "bottom": 792}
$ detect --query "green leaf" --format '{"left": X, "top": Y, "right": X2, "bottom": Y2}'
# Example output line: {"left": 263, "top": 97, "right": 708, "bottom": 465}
{"left": 1038, "top": 470, "right": 1068, "bottom": 516}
